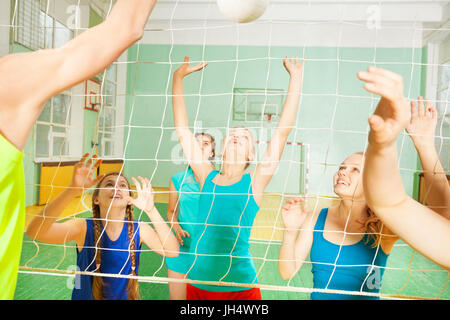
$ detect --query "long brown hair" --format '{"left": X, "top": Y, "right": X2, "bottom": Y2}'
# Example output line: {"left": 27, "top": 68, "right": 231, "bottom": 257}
{"left": 363, "top": 207, "right": 384, "bottom": 248}
{"left": 91, "top": 172, "right": 140, "bottom": 300}
{"left": 352, "top": 152, "right": 384, "bottom": 248}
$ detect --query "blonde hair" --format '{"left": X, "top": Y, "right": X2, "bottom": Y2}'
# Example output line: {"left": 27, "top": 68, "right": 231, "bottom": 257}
{"left": 91, "top": 172, "right": 140, "bottom": 300}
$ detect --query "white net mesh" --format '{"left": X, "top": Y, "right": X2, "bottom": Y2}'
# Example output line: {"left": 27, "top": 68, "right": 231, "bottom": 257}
{"left": 9, "top": 0, "right": 449, "bottom": 300}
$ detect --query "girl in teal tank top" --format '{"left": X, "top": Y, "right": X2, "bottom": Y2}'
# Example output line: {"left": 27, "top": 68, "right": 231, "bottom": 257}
{"left": 187, "top": 170, "right": 260, "bottom": 292}
{"left": 279, "top": 152, "right": 399, "bottom": 300}
{"left": 166, "top": 133, "right": 216, "bottom": 300}
{"left": 172, "top": 55, "right": 304, "bottom": 299}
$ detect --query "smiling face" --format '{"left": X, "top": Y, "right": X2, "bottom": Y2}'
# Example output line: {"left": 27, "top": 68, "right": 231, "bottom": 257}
{"left": 333, "top": 153, "right": 365, "bottom": 200}
{"left": 93, "top": 174, "right": 132, "bottom": 217}
{"left": 222, "top": 127, "right": 255, "bottom": 168}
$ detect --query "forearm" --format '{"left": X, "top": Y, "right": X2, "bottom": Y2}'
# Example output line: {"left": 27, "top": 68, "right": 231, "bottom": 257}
{"left": 26, "top": 188, "right": 80, "bottom": 239}
{"left": 277, "top": 75, "right": 302, "bottom": 136}
{"left": 54, "top": 0, "right": 156, "bottom": 93}
{"left": 364, "top": 143, "right": 409, "bottom": 209}
{"left": 166, "top": 208, "right": 179, "bottom": 226}
{"left": 278, "top": 231, "right": 300, "bottom": 280}
{"left": 172, "top": 74, "right": 190, "bottom": 130}
{"left": 258, "top": 75, "right": 302, "bottom": 177}
{"left": 372, "top": 198, "right": 450, "bottom": 270}
{"left": 414, "top": 143, "right": 450, "bottom": 218}
{"left": 146, "top": 207, "right": 179, "bottom": 255}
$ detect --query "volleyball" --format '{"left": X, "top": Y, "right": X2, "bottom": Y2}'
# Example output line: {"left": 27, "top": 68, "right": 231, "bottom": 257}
{"left": 217, "top": 0, "right": 268, "bottom": 23}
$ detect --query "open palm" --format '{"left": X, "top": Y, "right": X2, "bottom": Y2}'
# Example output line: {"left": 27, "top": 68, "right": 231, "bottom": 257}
{"left": 358, "top": 67, "right": 410, "bottom": 147}
{"left": 128, "top": 176, "right": 155, "bottom": 213}
{"left": 282, "top": 197, "right": 308, "bottom": 231}
{"left": 406, "top": 96, "right": 437, "bottom": 147}
{"left": 174, "top": 56, "right": 208, "bottom": 78}
{"left": 70, "top": 153, "right": 104, "bottom": 193}
{"left": 283, "top": 56, "right": 304, "bottom": 79}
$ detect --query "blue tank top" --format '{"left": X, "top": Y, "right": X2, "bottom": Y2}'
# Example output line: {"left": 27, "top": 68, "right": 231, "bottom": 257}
{"left": 165, "top": 167, "right": 200, "bottom": 273}
{"left": 72, "top": 218, "right": 141, "bottom": 300}
{"left": 310, "top": 208, "right": 389, "bottom": 300}
{"left": 188, "top": 170, "right": 260, "bottom": 292}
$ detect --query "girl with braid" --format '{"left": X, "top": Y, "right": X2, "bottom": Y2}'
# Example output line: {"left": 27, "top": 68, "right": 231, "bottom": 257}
{"left": 26, "top": 153, "right": 179, "bottom": 300}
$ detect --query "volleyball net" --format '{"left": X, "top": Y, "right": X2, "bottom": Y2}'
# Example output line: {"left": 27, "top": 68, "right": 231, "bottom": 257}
{"left": 9, "top": 0, "right": 450, "bottom": 300}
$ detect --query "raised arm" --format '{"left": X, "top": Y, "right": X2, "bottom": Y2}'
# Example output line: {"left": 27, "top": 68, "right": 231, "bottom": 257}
{"left": 129, "top": 177, "right": 179, "bottom": 257}
{"left": 26, "top": 154, "right": 103, "bottom": 246}
{"left": 358, "top": 67, "right": 450, "bottom": 269}
{"left": 278, "top": 198, "right": 314, "bottom": 280}
{"left": 406, "top": 97, "right": 450, "bottom": 218}
{"left": 252, "top": 58, "right": 304, "bottom": 201}
{"left": 0, "top": 0, "right": 158, "bottom": 150}
{"left": 172, "top": 56, "right": 214, "bottom": 186}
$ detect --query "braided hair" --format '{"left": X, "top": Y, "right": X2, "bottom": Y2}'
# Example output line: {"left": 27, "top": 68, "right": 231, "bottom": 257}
{"left": 91, "top": 172, "right": 140, "bottom": 300}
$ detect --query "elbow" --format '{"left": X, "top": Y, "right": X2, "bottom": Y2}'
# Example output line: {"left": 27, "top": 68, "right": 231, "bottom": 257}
{"left": 129, "top": 27, "right": 144, "bottom": 43}
{"left": 25, "top": 226, "right": 38, "bottom": 240}
{"left": 164, "top": 249, "right": 179, "bottom": 258}
{"left": 279, "top": 270, "right": 293, "bottom": 281}
{"left": 278, "top": 264, "right": 294, "bottom": 280}
{"left": 164, "top": 241, "right": 180, "bottom": 258}
{"left": 120, "top": 28, "right": 144, "bottom": 48}
{"left": 107, "top": 19, "right": 145, "bottom": 48}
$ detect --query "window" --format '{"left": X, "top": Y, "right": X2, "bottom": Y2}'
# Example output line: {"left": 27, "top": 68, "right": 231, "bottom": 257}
{"left": 98, "top": 65, "right": 118, "bottom": 158}
{"left": 35, "top": 93, "right": 71, "bottom": 160}
{"left": 13, "top": 0, "right": 73, "bottom": 50}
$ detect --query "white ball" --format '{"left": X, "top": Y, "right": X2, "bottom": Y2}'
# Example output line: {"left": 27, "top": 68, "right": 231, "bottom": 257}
{"left": 217, "top": 0, "right": 268, "bottom": 23}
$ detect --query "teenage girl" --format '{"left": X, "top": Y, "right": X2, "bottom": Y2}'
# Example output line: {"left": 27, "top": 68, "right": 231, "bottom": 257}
{"left": 26, "top": 154, "right": 179, "bottom": 299}
{"left": 166, "top": 132, "right": 216, "bottom": 300}
{"left": 172, "top": 56, "right": 304, "bottom": 299}
{"left": 279, "top": 152, "right": 398, "bottom": 299}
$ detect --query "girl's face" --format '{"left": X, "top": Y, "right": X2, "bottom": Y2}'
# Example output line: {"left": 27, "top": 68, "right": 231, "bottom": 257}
{"left": 222, "top": 127, "right": 255, "bottom": 166}
{"left": 196, "top": 134, "right": 214, "bottom": 161}
{"left": 93, "top": 175, "right": 131, "bottom": 214}
{"left": 333, "top": 153, "right": 365, "bottom": 200}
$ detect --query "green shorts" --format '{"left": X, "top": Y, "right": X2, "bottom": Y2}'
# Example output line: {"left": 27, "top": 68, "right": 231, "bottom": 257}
{"left": 0, "top": 134, "right": 25, "bottom": 300}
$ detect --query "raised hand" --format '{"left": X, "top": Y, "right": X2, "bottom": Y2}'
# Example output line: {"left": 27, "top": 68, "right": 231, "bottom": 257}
{"left": 357, "top": 67, "right": 410, "bottom": 148}
{"left": 283, "top": 56, "right": 304, "bottom": 79}
{"left": 281, "top": 197, "right": 308, "bottom": 232}
{"left": 69, "top": 153, "right": 104, "bottom": 194}
{"left": 127, "top": 176, "right": 155, "bottom": 213}
{"left": 173, "top": 56, "right": 208, "bottom": 79}
{"left": 406, "top": 96, "right": 437, "bottom": 148}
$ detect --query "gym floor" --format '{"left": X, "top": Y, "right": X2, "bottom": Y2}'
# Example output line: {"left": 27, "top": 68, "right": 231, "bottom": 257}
{"left": 15, "top": 197, "right": 449, "bottom": 300}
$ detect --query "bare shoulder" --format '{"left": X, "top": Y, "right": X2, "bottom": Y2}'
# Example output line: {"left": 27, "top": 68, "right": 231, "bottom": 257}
{"left": 71, "top": 218, "right": 87, "bottom": 250}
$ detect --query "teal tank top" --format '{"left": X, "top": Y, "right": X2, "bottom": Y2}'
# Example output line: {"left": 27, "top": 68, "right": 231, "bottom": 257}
{"left": 188, "top": 170, "right": 260, "bottom": 292}
{"left": 310, "top": 208, "right": 389, "bottom": 300}
{"left": 165, "top": 167, "right": 200, "bottom": 274}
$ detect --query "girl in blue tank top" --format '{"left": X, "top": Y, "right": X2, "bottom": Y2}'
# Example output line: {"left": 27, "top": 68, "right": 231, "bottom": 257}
{"left": 278, "top": 152, "right": 399, "bottom": 299}
{"left": 172, "top": 56, "right": 304, "bottom": 299}
{"left": 166, "top": 133, "right": 216, "bottom": 300}
{"left": 26, "top": 154, "right": 179, "bottom": 300}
